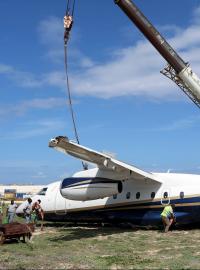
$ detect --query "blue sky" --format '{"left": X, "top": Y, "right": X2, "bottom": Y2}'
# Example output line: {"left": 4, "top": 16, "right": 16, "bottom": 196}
{"left": 1, "top": 0, "right": 200, "bottom": 184}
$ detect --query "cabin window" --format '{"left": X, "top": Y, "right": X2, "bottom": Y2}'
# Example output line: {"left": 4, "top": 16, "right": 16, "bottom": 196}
{"left": 126, "top": 192, "right": 131, "bottom": 199}
{"left": 180, "top": 191, "right": 184, "bottom": 199}
{"left": 163, "top": 192, "right": 168, "bottom": 199}
{"left": 37, "top": 187, "right": 48, "bottom": 196}
{"left": 151, "top": 192, "right": 155, "bottom": 199}
{"left": 113, "top": 194, "right": 117, "bottom": 199}
{"left": 136, "top": 192, "right": 140, "bottom": 199}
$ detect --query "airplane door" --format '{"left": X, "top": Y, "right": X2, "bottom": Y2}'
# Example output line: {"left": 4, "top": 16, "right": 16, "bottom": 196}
{"left": 160, "top": 188, "right": 171, "bottom": 205}
{"left": 55, "top": 189, "right": 67, "bottom": 215}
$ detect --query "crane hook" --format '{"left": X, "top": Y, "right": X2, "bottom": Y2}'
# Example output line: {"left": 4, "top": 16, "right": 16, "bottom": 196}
{"left": 64, "top": 13, "right": 73, "bottom": 45}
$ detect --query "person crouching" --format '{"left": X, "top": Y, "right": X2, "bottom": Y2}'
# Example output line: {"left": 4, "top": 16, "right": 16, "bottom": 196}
{"left": 161, "top": 204, "right": 176, "bottom": 233}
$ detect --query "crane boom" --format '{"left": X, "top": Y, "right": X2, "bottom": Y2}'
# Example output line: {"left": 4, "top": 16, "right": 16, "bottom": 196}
{"left": 115, "top": 0, "right": 200, "bottom": 108}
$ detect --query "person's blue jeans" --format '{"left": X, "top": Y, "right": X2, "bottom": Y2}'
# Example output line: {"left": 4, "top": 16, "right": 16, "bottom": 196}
{"left": 8, "top": 212, "right": 15, "bottom": 223}
{"left": 25, "top": 214, "right": 31, "bottom": 223}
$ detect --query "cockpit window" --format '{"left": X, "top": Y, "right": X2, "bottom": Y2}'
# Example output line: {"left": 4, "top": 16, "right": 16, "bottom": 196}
{"left": 37, "top": 187, "right": 48, "bottom": 195}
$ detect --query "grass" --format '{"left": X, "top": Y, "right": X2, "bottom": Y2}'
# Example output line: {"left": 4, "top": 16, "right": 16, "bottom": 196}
{"left": 1, "top": 222, "right": 200, "bottom": 269}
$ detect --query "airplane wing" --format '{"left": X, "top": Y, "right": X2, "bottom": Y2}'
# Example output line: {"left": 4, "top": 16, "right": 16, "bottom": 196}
{"left": 49, "top": 136, "right": 162, "bottom": 183}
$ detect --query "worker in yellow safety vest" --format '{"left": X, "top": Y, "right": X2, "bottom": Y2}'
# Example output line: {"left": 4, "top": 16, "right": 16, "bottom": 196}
{"left": 161, "top": 204, "right": 176, "bottom": 233}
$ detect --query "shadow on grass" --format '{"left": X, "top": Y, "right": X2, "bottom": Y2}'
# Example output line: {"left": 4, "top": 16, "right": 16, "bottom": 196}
{"left": 42, "top": 221, "right": 160, "bottom": 230}
{"left": 48, "top": 225, "right": 134, "bottom": 242}
{"left": 45, "top": 220, "right": 200, "bottom": 242}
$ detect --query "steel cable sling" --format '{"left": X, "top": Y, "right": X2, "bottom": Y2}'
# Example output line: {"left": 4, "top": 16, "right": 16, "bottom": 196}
{"left": 63, "top": 0, "right": 88, "bottom": 170}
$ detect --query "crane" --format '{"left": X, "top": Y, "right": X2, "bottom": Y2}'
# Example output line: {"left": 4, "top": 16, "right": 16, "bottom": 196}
{"left": 115, "top": 0, "right": 200, "bottom": 108}
{"left": 62, "top": 0, "right": 200, "bottom": 170}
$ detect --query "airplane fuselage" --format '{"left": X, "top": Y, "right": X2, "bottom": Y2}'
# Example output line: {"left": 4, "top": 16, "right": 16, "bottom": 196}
{"left": 17, "top": 168, "right": 200, "bottom": 226}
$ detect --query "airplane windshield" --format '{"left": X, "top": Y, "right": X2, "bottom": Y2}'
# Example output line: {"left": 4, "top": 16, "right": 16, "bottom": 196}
{"left": 37, "top": 187, "right": 48, "bottom": 195}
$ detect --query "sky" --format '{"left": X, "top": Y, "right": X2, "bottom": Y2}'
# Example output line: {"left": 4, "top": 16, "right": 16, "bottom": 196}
{"left": 1, "top": 0, "right": 200, "bottom": 184}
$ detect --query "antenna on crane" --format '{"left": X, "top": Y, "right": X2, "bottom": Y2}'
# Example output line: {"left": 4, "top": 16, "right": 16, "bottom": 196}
{"left": 63, "top": 0, "right": 88, "bottom": 170}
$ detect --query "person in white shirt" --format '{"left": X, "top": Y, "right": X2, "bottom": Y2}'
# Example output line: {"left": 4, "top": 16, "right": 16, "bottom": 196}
{"left": 6, "top": 200, "right": 18, "bottom": 223}
{"left": 23, "top": 198, "right": 32, "bottom": 224}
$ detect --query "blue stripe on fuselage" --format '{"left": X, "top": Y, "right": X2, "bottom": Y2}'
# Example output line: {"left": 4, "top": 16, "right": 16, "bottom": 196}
{"left": 61, "top": 177, "right": 119, "bottom": 189}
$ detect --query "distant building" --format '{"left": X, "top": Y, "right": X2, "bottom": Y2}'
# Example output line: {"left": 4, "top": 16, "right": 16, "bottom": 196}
{"left": 0, "top": 185, "right": 45, "bottom": 200}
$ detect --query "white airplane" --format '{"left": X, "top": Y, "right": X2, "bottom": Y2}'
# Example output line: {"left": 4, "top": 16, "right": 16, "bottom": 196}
{"left": 16, "top": 136, "right": 200, "bottom": 226}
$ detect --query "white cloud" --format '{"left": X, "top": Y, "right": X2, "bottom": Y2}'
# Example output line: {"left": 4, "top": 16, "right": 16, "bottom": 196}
{"left": 0, "top": 63, "right": 43, "bottom": 88}
{"left": 43, "top": 72, "right": 65, "bottom": 88}
{"left": 158, "top": 24, "right": 182, "bottom": 36}
{"left": 0, "top": 64, "right": 14, "bottom": 73}
{"left": 0, "top": 97, "right": 66, "bottom": 117}
{"left": 38, "top": 16, "right": 63, "bottom": 47}
{"left": 37, "top": 16, "right": 64, "bottom": 64}
{"left": 151, "top": 115, "right": 200, "bottom": 132}
{"left": 68, "top": 7, "right": 200, "bottom": 100}
{"left": 68, "top": 14, "right": 200, "bottom": 100}
{"left": 2, "top": 5, "right": 200, "bottom": 102}
{"left": 0, "top": 118, "right": 66, "bottom": 140}
{"left": 192, "top": 6, "right": 200, "bottom": 24}
{"left": 68, "top": 43, "right": 177, "bottom": 99}
{"left": 170, "top": 26, "right": 200, "bottom": 52}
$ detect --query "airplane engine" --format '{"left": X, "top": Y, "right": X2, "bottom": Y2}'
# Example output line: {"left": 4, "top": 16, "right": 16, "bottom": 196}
{"left": 60, "top": 178, "right": 123, "bottom": 201}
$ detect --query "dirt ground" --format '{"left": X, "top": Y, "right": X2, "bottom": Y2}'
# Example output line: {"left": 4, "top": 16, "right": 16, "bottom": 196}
{"left": 1, "top": 223, "right": 200, "bottom": 269}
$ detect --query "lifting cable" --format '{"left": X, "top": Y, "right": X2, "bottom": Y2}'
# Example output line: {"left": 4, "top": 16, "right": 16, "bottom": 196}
{"left": 63, "top": 0, "right": 88, "bottom": 170}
